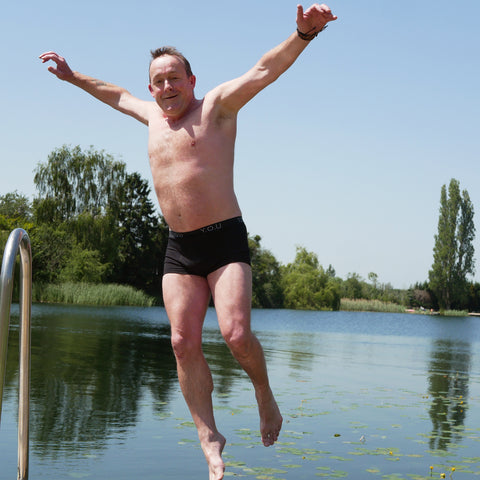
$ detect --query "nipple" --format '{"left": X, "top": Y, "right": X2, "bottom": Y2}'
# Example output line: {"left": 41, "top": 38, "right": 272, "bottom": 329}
{"left": 191, "top": 140, "right": 196, "bottom": 146}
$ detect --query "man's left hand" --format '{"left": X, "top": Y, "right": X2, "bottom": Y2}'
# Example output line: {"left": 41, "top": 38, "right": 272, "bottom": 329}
{"left": 296, "top": 3, "right": 337, "bottom": 35}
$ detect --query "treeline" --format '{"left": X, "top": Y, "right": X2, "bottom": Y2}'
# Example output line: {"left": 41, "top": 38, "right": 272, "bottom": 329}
{"left": 1, "top": 146, "right": 479, "bottom": 311}
{"left": 1, "top": 146, "right": 167, "bottom": 302}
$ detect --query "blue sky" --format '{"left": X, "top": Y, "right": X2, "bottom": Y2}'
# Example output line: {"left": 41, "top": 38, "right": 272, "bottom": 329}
{"left": 1, "top": 0, "right": 479, "bottom": 288}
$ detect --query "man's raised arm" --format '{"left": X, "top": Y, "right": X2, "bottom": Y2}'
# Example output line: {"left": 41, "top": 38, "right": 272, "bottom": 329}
{"left": 211, "top": 3, "right": 337, "bottom": 113}
{"left": 39, "top": 52, "right": 152, "bottom": 125}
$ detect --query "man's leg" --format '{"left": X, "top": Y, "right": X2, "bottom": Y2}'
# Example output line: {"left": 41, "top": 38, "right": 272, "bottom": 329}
{"left": 207, "top": 262, "right": 283, "bottom": 446}
{"left": 163, "top": 273, "right": 226, "bottom": 480}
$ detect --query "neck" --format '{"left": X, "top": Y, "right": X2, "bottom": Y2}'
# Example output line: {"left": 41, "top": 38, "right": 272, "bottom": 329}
{"left": 162, "top": 97, "right": 200, "bottom": 123}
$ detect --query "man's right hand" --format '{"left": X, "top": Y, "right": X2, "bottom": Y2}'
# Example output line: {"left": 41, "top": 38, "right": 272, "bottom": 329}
{"left": 39, "top": 52, "right": 74, "bottom": 81}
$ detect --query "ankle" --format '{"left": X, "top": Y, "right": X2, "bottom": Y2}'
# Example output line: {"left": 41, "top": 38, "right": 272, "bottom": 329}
{"left": 255, "top": 383, "right": 273, "bottom": 400}
{"left": 198, "top": 427, "right": 223, "bottom": 444}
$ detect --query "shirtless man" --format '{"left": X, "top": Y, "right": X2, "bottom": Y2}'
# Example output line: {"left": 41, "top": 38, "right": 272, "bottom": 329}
{"left": 40, "top": 4, "right": 337, "bottom": 479}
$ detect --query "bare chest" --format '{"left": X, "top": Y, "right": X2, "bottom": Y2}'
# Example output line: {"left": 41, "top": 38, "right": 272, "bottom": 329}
{"left": 147, "top": 107, "right": 235, "bottom": 177}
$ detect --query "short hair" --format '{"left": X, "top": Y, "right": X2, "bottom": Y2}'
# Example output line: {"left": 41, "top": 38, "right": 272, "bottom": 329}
{"left": 149, "top": 46, "right": 193, "bottom": 78}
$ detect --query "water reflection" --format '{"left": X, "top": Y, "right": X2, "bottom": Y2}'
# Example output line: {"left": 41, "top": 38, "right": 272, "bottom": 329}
{"left": 203, "top": 328, "right": 244, "bottom": 396}
{"left": 5, "top": 308, "right": 178, "bottom": 457}
{"left": 286, "top": 333, "right": 316, "bottom": 374}
{"left": 4, "top": 307, "right": 256, "bottom": 458}
{"left": 3, "top": 305, "right": 480, "bottom": 477}
{"left": 427, "top": 338, "right": 471, "bottom": 450}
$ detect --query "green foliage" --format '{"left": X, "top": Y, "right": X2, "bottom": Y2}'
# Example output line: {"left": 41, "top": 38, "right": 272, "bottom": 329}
{"left": 1, "top": 214, "right": 35, "bottom": 289}
{"left": 339, "top": 271, "right": 409, "bottom": 307}
{"left": 29, "top": 145, "right": 167, "bottom": 297}
{"left": 0, "top": 214, "right": 34, "bottom": 234}
{"left": 467, "top": 282, "right": 480, "bottom": 312}
{"left": 342, "top": 272, "right": 364, "bottom": 299}
{"left": 58, "top": 245, "right": 109, "bottom": 283}
{"left": 65, "top": 211, "right": 119, "bottom": 276}
{"left": 0, "top": 191, "right": 32, "bottom": 220}
{"left": 33, "top": 282, "right": 155, "bottom": 306}
{"left": 33, "top": 144, "right": 126, "bottom": 223}
{"left": 9, "top": 147, "right": 474, "bottom": 312}
{"left": 429, "top": 179, "right": 476, "bottom": 310}
{"left": 340, "top": 298, "right": 405, "bottom": 313}
{"left": 29, "top": 224, "right": 73, "bottom": 283}
{"left": 280, "top": 246, "right": 340, "bottom": 311}
{"left": 113, "top": 172, "right": 168, "bottom": 293}
{"left": 406, "top": 281, "right": 435, "bottom": 310}
{"left": 249, "top": 235, "right": 284, "bottom": 308}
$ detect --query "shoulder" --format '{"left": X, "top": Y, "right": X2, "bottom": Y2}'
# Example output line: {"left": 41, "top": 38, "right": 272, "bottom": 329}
{"left": 205, "top": 66, "right": 269, "bottom": 116}
{"left": 199, "top": 89, "right": 236, "bottom": 124}
{"left": 135, "top": 100, "right": 162, "bottom": 126}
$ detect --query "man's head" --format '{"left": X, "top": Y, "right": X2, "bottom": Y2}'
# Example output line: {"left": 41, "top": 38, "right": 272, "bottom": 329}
{"left": 149, "top": 46, "right": 193, "bottom": 80}
{"left": 148, "top": 46, "right": 196, "bottom": 119}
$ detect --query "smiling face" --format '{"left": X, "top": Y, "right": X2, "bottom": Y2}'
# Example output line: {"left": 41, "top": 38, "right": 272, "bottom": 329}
{"left": 148, "top": 55, "right": 196, "bottom": 119}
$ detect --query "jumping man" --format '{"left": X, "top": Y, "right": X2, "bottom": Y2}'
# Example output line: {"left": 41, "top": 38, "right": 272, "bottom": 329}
{"left": 40, "top": 4, "right": 337, "bottom": 479}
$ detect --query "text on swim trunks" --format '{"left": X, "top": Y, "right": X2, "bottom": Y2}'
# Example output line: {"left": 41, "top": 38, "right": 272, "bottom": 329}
{"left": 200, "top": 224, "right": 222, "bottom": 233}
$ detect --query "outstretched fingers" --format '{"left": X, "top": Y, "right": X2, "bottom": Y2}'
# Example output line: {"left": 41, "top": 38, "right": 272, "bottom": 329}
{"left": 39, "top": 51, "right": 60, "bottom": 63}
{"left": 39, "top": 51, "right": 73, "bottom": 80}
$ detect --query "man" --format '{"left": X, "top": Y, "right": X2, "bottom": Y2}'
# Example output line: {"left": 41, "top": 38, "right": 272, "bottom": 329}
{"left": 40, "top": 4, "right": 337, "bottom": 479}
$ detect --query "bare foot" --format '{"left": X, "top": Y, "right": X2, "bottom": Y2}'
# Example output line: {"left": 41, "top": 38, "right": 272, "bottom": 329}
{"left": 199, "top": 431, "right": 226, "bottom": 480}
{"left": 256, "top": 386, "right": 283, "bottom": 447}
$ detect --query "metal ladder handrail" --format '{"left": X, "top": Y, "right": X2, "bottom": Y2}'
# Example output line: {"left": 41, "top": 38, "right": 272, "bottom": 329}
{"left": 0, "top": 228, "right": 32, "bottom": 480}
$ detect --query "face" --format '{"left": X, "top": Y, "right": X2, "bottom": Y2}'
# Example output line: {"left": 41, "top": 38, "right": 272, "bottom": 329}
{"left": 148, "top": 55, "right": 196, "bottom": 119}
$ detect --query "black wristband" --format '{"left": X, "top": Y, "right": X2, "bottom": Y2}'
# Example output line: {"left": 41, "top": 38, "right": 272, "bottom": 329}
{"left": 296, "top": 25, "right": 328, "bottom": 41}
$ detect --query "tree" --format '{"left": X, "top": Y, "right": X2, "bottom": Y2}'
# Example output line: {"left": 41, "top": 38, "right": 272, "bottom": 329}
{"left": 32, "top": 145, "right": 170, "bottom": 294}
{"left": 114, "top": 172, "right": 168, "bottom": 292}
{"left": 248, "top": 235, "right": 283, "bottom": 308}
{"left": 281, "top": 246, "right": 340, "bottom": 310}
{"left": 29, "top": 224, "right": 73, "bottom": 283}
{"left": 342, "top": 272, "right": 364, "bottom": 299}
{"left": 0, "top": 191, "right": 32, "bottom": 220}
{"left": 429, "top": 179, "right": 475, "bottom": 310}
{"left": 33, "top": 145, "right": 126, "bottom": 224}
{"left": 368, "top": 272, "right": 378, "bottom": 289}
{"left": 58, "top": 244, "right": 108, "bottom": 283}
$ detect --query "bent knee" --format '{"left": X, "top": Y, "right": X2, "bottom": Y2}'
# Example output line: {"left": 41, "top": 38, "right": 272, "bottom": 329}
{"left": 171, "top": 333, "right": 202, "bottom": 360}
{"left": 222, "top": 327, "right": 254, "bottom": 357}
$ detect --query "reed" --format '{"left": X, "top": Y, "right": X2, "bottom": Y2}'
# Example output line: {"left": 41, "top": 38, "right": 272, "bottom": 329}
{"left": 440, "top": 309, "right": 469, "bottom": 317}
{"left": 340, "top": 298, "right": 405, "bottom": 313}
{"left": 33, "top": 282, "right": 156, "bottom": 307}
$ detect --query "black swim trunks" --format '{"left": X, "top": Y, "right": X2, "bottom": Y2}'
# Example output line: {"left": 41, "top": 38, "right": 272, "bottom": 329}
{"left": 163, "top": 216, "right": 251, "bottom": 277}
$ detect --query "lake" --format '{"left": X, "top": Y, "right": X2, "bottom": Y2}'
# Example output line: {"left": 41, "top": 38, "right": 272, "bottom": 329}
{"left": 1, "top": 305, "right": 480, "bottom": 479}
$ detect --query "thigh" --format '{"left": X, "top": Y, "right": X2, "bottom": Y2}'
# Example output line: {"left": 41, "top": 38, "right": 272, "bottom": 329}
{"left": 163, "top": 273, "right": 211, "bottom": 338}
{"left": 208, "top": 262, "right": 252, "bottom": 335}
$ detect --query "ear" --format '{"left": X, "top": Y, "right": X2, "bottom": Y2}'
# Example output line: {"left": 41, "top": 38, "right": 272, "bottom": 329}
{"left": 148, "top": 84, "right": 154, "bottom": 97}
{"left": 189, "top": 75, "right": 196, "bottom": 89}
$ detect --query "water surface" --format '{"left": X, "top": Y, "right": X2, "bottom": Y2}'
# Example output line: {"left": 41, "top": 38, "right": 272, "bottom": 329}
{"left": 1, "top": 305, "right": 480, "bottom": 479}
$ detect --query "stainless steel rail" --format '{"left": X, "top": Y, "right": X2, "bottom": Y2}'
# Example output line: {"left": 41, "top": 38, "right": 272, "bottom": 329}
{"left": 0, "top": 228, "right": 32, "bottom": 480}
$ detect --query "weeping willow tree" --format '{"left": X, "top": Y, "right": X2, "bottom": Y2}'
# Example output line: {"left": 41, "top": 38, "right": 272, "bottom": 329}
{"left": 429, "top": 179, "right": 475, "bottom": 310}
{"left": 33, "top": 145, "right": 126, "bottom": 224}
{"left": 32, "top": 145, "right": 168, "bottom": 291}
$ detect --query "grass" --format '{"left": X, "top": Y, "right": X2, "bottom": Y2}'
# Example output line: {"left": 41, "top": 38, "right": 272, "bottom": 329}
{"left": 33, "top": 282, "right": 156, "bottom": 307}
{"left": 340, "top": 298, "right": 405, "bottom": 313}
{"left": 340, "top": 298, "right": 470, "bottom": 317}
{"left": 439, "top": 309, "right": 469, "bottom": 317}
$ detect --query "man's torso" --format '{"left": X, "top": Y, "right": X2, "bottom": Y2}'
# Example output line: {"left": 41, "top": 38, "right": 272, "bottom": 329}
{"left": 147, "top": 96, "right": 242, "bottom": 232}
